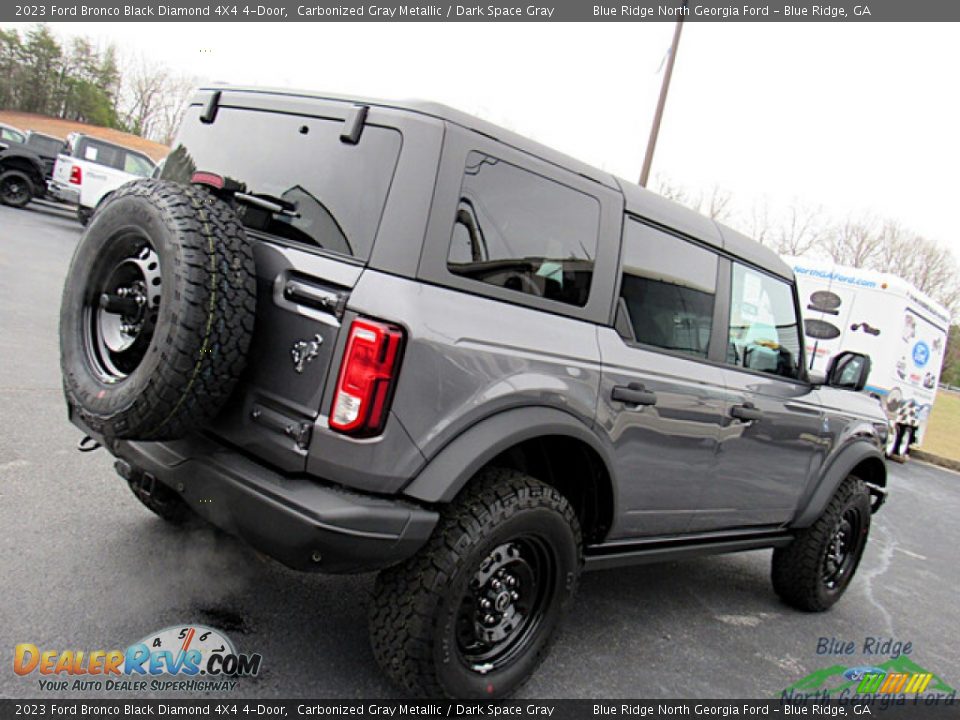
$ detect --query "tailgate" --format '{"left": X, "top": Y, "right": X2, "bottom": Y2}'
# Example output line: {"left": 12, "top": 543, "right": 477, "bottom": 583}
{"left": 52, "top": 155, "right": 74, "bottom": 186}
{"left": 207, "top": 243, "right": 360, "bottom": 472}
{"left": 162, "top": 96, "right": 405, "bottom": 472}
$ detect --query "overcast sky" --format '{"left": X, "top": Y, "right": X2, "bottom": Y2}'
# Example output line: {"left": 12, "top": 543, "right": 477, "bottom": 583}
{"left": 6, "top": 21, "right": 959, "bottom": 259}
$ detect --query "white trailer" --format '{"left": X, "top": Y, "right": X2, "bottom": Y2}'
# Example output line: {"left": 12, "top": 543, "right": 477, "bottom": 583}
{"left": 784, "top": 256, "right": 951, "bottom": 445}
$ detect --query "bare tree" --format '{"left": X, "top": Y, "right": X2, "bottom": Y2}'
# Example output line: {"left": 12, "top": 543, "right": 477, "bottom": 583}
{"left": 773, "top": 203, "right": 825, "bottom": 256}
{"left": 653, "top": 175, "right": 732, "bottom": 222}
{"left": 120, "top": 54, "right": 170, "bottom": 138}
{"left": 745, "top": 201, "right": 772, "bottom": 248}
{"left": 154, "top": 73, "right": 195, "bottom": 145}
{"left": 119, "top": 53, "right": 195, "bottom": 143}
{"left": 823, "top": 216, "right": 883, "bottom": 268}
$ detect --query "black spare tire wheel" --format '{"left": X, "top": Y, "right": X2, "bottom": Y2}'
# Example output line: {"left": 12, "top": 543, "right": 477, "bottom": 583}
{"left": 59, "top": 179, "right": 257, "bottom": 441}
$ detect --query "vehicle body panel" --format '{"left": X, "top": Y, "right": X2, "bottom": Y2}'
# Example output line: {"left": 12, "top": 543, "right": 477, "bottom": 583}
{"left": 69, "top": 86, "right": 888, "bottom": 577}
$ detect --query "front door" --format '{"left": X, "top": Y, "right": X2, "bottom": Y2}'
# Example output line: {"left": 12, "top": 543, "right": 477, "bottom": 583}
{"left": 696, "top": 260, "right": 822, "bottom": 531}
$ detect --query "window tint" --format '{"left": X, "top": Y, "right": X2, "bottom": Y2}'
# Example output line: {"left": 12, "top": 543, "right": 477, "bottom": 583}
{"left": 727, "top": 263, "right": 802, "bottom": 379}
{"left": 28, "top": 135, "right": 64, "bottom": 156}
{"left": 162, "top": 106, "right": 402, "bottom": 260}
{"left": 618, "top": 220, "right": 717, "bottom": 359}
{"left": 447, "top": 152, "right": 599, "bottom": 307}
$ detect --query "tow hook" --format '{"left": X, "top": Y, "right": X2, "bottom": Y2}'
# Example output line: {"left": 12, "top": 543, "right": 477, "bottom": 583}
{"left": 868, "top": 485, "right": 887, "bottom": 514}
{"left": 77, "top": 435, "right": 102, "bottom": 453}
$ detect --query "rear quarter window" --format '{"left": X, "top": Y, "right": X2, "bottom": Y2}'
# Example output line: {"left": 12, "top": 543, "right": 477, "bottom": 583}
{"left": 446, "top": 151, "right": 600, "bottom": 307}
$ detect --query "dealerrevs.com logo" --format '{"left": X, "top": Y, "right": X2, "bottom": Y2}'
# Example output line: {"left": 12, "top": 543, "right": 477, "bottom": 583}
{"left": 14, "top": 625, "right": 262, "bottom": 693}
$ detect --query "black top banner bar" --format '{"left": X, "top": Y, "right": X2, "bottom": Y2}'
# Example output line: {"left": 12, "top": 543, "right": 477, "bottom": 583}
{"left": 1, "top": 699, "right": 960, "bottom": 719}
{"left": 3, "top": 0, "right": 960, "bottom": 22}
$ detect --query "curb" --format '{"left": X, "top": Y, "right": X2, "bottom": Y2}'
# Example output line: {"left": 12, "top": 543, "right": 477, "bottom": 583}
{"left": 911, "top": 449, "right": 960, "bottom": 473}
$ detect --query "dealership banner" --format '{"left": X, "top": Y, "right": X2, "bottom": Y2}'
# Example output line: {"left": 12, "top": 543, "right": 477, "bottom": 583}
{"left": 4, "top": 0, "right": 960, "bottom": 22}
{"left": 3, "top": 700, "right": 960, "bottom": 718}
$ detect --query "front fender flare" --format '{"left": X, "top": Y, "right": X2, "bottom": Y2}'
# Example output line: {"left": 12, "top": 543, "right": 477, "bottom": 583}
{"left": 792, "top": 441, "right": 886, "bottom": 528}
{"left": 401, "top": 406, "right": 616, "bottom": 506}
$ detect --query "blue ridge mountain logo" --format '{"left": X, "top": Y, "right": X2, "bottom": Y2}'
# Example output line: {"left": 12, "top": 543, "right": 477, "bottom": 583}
{"left": 783, "top": 656, "right": 956, "bottom": 701}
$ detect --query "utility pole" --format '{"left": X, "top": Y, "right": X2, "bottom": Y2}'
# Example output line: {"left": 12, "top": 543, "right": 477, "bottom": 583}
{"left": 639, "top": 2, "right": 687, "bottom": 187}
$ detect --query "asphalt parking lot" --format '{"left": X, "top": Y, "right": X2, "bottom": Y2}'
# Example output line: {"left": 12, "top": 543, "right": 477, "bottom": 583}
{"left": 1, "top": 200, "right": 958, "bottom": 700}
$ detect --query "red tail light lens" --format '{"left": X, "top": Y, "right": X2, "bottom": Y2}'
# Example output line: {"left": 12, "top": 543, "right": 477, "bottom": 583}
{"left": 329, "top": 318, "right": 404, "bottom": 437}
{"left": 190, "top": 171, "right": 225, "bottom": 189}
{"left": 69, "top": 165, "right": 82, "bottom": 185}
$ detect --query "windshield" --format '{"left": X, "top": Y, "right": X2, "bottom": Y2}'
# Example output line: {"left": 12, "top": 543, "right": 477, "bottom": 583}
{"left": 161, "top": 105, "right": 402, "bottom": 261}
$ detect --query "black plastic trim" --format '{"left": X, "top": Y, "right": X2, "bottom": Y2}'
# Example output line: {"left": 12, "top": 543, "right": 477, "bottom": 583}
{"left": 114, "top": 435, "right": 438, "bottom": 574}
{"left": 584, "top": 530, "right": 793, "bottom": 571}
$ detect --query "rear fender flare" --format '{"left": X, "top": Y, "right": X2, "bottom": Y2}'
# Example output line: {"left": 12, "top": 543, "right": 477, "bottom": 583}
{"left": 402, "top": 406, "right": 617, "bottom": 510}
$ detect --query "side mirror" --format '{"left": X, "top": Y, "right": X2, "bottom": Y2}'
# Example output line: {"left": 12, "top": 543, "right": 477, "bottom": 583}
{"left": 827, "top": 351, "right": 872, "bottom": 391}
{"left": 807, "top": 369, "right": 827, "bottom": 386}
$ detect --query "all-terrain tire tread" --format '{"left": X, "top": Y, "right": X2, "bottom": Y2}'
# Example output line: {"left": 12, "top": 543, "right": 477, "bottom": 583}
{"left": 771, "top": 475, "right": 870, "bottom": 612}
{"left": 369, "top": 468, "right": 581, "bottom": 698}
{"left": 62, "top": 179, "right": 256, "bottom": 441}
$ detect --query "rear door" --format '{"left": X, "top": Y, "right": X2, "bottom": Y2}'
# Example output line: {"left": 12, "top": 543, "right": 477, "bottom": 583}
{"left": 702, "top": 260, "right": 822, "bottom": 531}
{"left": 160, "top": 99, "right": 405, "bottom": 472}
{"left": 598, "top": 219, "right": 728, "bottom": 538}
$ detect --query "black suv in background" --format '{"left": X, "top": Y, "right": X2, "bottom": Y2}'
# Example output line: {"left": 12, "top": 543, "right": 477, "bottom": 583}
{"left": 59, "top": 86, "right": 888, "bottom": 698}
{"left": 0, "top": 130, "right": 66, "bottom": 208}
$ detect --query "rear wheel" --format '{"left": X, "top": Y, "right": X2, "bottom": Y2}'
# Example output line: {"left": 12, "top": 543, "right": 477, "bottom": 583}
{"left": 369, "top": 469, "right": 581, "bottom": 698}
{"left": 0, "top": 169, "right": 33, "bottom": 208}
{"left": 772, "top": 476, "right": 871, "bottom": 612}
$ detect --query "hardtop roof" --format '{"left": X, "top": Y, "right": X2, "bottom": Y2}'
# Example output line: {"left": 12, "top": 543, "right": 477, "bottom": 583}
{"left": 200, "top": 85, "right": 793, "bottom": 280}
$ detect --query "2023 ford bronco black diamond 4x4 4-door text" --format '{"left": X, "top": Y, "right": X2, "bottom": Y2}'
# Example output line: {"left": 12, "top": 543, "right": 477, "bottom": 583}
{"left": 59, "top": 86, "right": 889, "bottom": 698}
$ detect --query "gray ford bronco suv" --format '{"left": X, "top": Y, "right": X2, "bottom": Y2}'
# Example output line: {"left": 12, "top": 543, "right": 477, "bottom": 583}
{"left": 59, "top": 86, "right": 888, "bottom": 698}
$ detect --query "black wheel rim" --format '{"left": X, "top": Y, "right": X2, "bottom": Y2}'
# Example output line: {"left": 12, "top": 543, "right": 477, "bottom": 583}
{"left": 822, "top": 507, "right": 862, "bottom": 590}
{"left": 81, "top": 230, "right": 162, "bottom": 383}
{"left": 454, "top": 535, "right": 557, "bottom": 674}
{"left": 1, "top": 175, "right": 29, "bottom": 205}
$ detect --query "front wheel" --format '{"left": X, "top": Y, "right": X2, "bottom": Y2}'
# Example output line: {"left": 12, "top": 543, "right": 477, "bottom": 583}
{"left": 772, "top": 476, "right": 872, "bottom": 612}
{"left": 369, "top": 468, "right": 582, "bottom": 698}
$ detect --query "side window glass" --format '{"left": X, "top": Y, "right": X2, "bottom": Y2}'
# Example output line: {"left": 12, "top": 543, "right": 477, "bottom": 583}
{"left": 618, "top": 220, "right": 717, "bottom": 359}
{"left": 727, "top": 263, "right": 803, "bottom": 379}
{"left": 124, "top": 153, "right": 154, "bottom": 177}
{"left": 447, "top": 151, "right": 600, "bottom": 307}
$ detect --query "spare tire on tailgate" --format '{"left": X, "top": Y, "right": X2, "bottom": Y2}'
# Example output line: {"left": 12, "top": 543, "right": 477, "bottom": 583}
{"left": 59, "top": 179, "right": 257, "bottom": 441}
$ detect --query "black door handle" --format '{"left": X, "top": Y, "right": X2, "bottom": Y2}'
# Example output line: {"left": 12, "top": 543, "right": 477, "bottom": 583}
{"left": 731, "top": 402, "right": 764, "bottom": 422}
{"left": 612, "top": 383, "right": 658, "bottom": 407}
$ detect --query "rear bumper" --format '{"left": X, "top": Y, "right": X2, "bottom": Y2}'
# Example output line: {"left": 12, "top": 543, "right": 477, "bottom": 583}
{"left": 48, "top": 181, "right": 79, "bottom": 205}
{"left": 114, "top": 436, "right": 438, "bottom": 573}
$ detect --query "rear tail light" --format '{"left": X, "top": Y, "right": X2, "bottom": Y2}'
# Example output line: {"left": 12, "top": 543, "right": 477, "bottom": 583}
{"left": 69, "top": 165, "right": 82, "bottom": 185}
{"left": 190, "top": 171, "right": 225, "bottom": 189}
{"left": 329, "top": 318, "right": 404, "bottom": 437}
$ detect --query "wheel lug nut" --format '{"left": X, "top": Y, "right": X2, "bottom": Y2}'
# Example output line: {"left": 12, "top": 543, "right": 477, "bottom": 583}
{"left": 481, "top": 599, "right": 492, "bottom": 610}
{"left": 511, "top": 591, "right": 519, "bottom": 601}
{"left": 484, "top": 614, "right": 496, "bottom": 625}
{"left": 492, "top": 579, "right": 502, "bottom": 590}
{"left": 507, "top": 576, "right": 517, "bottom": 587}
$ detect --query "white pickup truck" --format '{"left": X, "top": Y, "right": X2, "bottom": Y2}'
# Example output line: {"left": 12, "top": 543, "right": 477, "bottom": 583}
{"left": 50, "top": 133, "right": 157, "bottom": 224}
